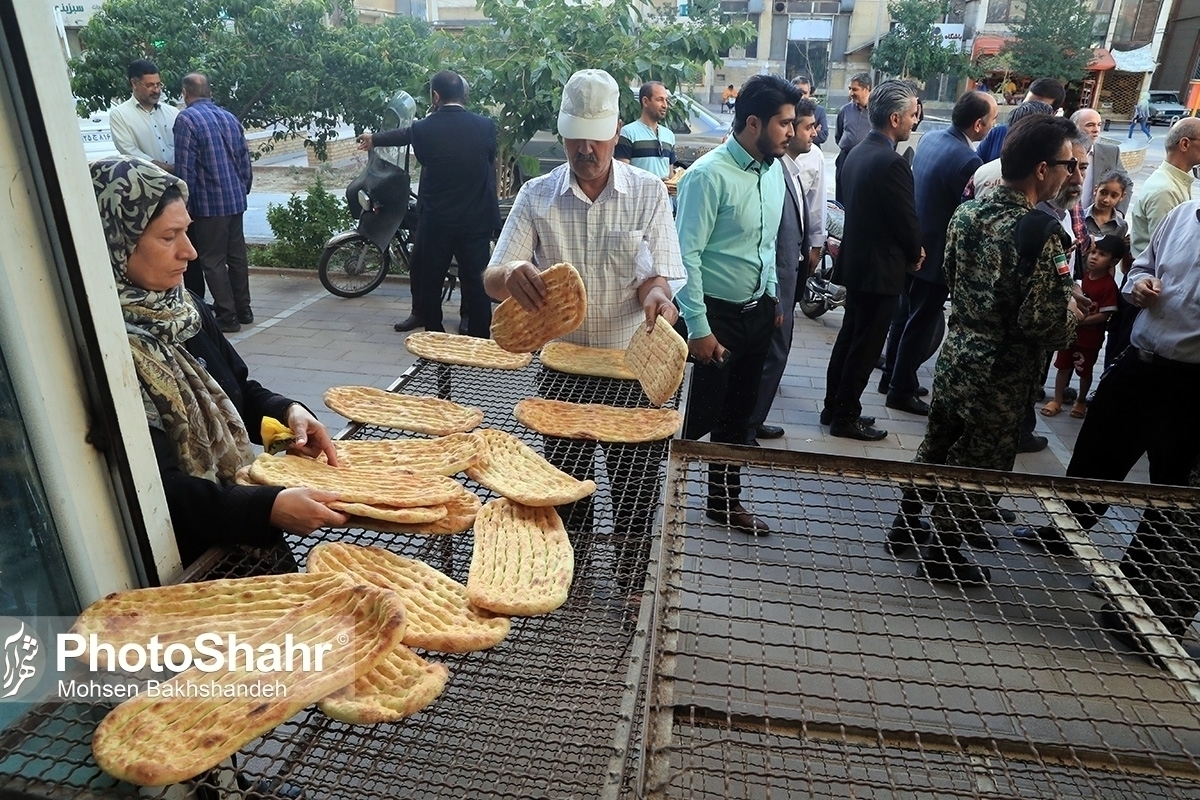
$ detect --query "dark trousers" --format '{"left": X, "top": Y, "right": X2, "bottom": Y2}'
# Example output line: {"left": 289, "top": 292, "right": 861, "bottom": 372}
{"left": 1067, "top": 349, "right": 1200, "bottom": 635}
{"left": 412, "top": 221, "right": 492, "bottom": 337}
{"left": 682, "top": 297, "right": 775, "bottom": 511}
{"left": 881, "top": 275, "right": 948, "bottom": 396}
{"left": 187, "top": 214, "right": 250, "bottom": 325}
{"left": 834, "top": 149, "right": 849, "bottom": 204}
{"left": 824, "top": 290, "right": 898, "bottom": 425}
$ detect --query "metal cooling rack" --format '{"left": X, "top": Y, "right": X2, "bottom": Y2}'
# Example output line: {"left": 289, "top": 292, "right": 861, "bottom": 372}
{"left": 642, "top": 440, "right": 1200, "bottom": 800}
{"left": 0, "top": 356, "right": 680, "bottom": 799}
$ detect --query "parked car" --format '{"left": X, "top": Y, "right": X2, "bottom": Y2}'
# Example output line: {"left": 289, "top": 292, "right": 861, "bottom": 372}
{"left": 78, "top": 106, "right": 119, "bottom": 160}
{"left": 514, "top": 93, "right": 727, "bottom": 189}
{"left": 1148, "top": 90, "right": 1188, "bottom": 126}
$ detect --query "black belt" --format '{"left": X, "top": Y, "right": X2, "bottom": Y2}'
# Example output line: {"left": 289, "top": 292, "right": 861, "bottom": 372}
{"left": 1132, "top": 347, "right": 1200, "bottom": 371}
{"left": 705, "top": 294, "right": 767, "bottom": 314}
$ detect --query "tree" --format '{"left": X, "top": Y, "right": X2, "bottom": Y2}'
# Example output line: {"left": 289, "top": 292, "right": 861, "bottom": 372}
{"left": 871, "top": 0, "right": 968, "bottom": 83}
{"left": 70, "top": 0, "right": 431, "bottom": 156}
{"left": 1003, "top": 0, "right": 1095, "bottom": 85}
{"left": 441, "top": 0, "right": 754, "bottom": 190}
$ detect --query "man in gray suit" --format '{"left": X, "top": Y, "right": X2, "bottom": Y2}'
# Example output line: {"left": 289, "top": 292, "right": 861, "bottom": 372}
{"left": 1071, "top": 107, "right": 1125, "bottom": 214}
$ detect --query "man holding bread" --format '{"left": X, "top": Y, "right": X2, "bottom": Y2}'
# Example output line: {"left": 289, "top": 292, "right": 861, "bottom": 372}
{"left": 484, "top": 69, "right": 685, "bottom": 562}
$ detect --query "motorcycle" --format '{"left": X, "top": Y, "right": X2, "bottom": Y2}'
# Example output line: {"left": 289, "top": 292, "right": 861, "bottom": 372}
{"left": 798, "top": 200, "right": 848, "bottom": 320}
{"left": 318, "top": 92, "right": 420, "bottom": 298}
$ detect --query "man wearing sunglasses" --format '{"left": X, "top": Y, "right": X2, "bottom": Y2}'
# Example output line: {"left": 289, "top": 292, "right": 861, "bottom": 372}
{"left": 889, "top": 115, "right": 1084, "bottom": 586}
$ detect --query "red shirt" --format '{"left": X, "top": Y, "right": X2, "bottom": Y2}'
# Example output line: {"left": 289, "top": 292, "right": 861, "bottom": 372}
{"left": 1076, "top": 271, "right": 1118, "bottom": 351}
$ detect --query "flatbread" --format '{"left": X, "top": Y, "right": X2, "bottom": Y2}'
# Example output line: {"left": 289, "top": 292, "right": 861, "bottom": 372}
{"left": 326, "top": 501, "right": 448, "bottom": 524}
{"left": 91, "top": 584, "right": 406, "bottom": 786}
{"left": 466, "top": 428, "right": 596, "bottom": 506}
{"left": 70, "top": 573, "right": 354, "bottom": 666}
{"left": 467, "top": 498, "right": 574, "bottom": 616}
{"left": 331, "top": 433, "right": 486, "bottom": 475}
{"left": 539, "top": 340, "right": 636, "bottom": 381}
{"left": 345, "top": 483, "right": 482, "bottom": 535}
{"left": 318, "top": 644, "right": 450, "bottom": 724}
{"left": 514, "top": 398, "right": 682, "bottom": 443}
{"left": 247, "top": 453, "right": 462, "bottom": 508}
{"left": 324, "top": 386, "right": 484, "bottom": 435}
{"left": 308, "top": 542, "right": 510, "bottom": 653}
{"left": 405, "top": 331, "right": 533, "bottom": 370}
{"left": 490, "top": 263, "right": 587, "bottom": 353}
{"left": 625, "top": 316, "right": 688, "bottom": 406}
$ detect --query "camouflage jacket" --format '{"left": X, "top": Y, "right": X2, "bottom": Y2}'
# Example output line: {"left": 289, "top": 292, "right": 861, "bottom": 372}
{"left": 943, "top": 186, "right": 1077, "bottom": 353}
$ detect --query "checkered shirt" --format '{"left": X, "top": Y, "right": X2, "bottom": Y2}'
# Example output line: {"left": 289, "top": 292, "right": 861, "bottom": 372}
{"left": 174, "top": 98, "right": 253, "bottom": 218}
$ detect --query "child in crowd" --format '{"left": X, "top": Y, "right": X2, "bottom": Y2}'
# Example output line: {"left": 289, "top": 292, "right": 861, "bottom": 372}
{"left": 1084, "top": 169, "right": 1132, "bottom": 243}
{"left": 1042, "top": 234, "right": 1124, "bottom": 419}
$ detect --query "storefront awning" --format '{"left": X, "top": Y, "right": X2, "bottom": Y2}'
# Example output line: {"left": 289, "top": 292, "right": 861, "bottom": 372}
{"left": 972, "top": 35, "right": 1010, "bottom": 58}
{"left": 1111, "top": 44, "right": 1157, "bottom": 73}
{"left": 1089, "top": 47, "right": 1116, "bottom": 71}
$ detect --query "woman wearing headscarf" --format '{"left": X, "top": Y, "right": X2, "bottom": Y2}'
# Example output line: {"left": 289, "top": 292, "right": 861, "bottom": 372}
{"left": 90, "top": 156, "right": 348, "bottom": 566}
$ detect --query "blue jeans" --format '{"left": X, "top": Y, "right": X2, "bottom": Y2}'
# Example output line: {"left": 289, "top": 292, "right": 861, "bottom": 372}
{"left": 1129, "top": 118, "right": 1152, "bottom": 138}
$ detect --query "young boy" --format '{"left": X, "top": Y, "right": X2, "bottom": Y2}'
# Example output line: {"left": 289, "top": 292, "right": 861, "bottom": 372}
{"left": 1041, "top": 235, "right": 1124, "bottom": 419}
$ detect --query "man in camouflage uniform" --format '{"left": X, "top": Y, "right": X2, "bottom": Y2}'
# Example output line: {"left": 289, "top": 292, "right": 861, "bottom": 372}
{"left": 888, "top": 115, "right": 1084, "bottom": 585}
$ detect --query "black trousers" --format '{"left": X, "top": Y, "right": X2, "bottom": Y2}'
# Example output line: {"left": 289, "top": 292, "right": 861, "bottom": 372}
{"left": 1067, "top": 349, "right": 1200, "bottom": 635}
{"left": 682, "top": 297, "right": 775, "bottom": 511}
{"left": 834, "top": 148, "right": 849, "bottom": 204}
{"left": 882, "top": 275, "right": 948, "bottom": 396}
{"left": 824, "top": 290, "right": 898, "bottom": 425}
{"left": 411, "top": 220, "right": 492, "bottom": 337}
{"left": 186, "top": 214, "right": 250, "bottom": 324}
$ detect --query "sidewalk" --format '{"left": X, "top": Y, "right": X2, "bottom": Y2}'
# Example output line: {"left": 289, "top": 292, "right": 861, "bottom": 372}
{"left": 230, "top": 268, "right": 1151, "bottom": 485}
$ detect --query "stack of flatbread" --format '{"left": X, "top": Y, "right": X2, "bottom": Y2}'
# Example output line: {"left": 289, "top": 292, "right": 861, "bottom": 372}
{"left": 325, "top": 386, "right": 484, "bottom": 435}
{"left": 404, "top": 331, "right": 533, "bottom": 370}
{"left": 490, "top": 262, "right": 587, "bottom": 353}
{"left": 663, "top": 166, "right": 685, "bottom": 196}
{"left": 241, "top": 453, "right": 481, "bottom": 535}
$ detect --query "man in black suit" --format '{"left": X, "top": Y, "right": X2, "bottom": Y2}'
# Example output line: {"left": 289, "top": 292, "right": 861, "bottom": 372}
{"left": 822, "top": 79, "right": 923, "bottom": 441}
{"left": 881, "top": 90, "right": 997, "bottom": 416}
{"left": 360, "top": 70, "right": 501, "bottom": 337}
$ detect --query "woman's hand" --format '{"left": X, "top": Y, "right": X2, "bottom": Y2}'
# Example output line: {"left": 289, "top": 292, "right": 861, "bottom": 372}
{"left": 285, "top": 404, "right": 339, "bottom": 466}
{"left": 269, "top": 488, "right": 349, "bottom": 535}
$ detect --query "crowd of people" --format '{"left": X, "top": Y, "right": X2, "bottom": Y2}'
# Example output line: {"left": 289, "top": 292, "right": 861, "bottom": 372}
{"left": 95, "top": 60, "right": 1200, "bottom": 656}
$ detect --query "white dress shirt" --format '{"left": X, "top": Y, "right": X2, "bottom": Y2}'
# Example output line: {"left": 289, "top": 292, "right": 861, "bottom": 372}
{"left": 1124, "top": 199, "right": 1200, "bottom": 363}
{"left": 109, "top": 96, "right": 179, "bottom": 165}
{"left": 490, "top": 160, "right": 685, "bottom": 349}
{"left": 791, "top": 148, "right": 827, "bottom": 250}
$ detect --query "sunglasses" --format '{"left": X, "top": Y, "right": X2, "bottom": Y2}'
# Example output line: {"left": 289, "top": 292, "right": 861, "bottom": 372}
{"left": 1048, "top": 158, "right": 1086, "bottom": 174}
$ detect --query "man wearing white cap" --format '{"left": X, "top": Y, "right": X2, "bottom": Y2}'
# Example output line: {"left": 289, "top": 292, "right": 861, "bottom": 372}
{"left": 484, "top": 68, "right": 685, "bottom": 558}
{"left": 674, "top": 74, "right": 803, "bottom": 535}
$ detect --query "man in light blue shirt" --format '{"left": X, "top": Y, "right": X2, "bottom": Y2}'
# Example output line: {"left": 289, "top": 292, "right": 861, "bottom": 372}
{"left": 675, "top": 74, "right": 802, "bottom": 535}
{"left": 615, "top": 82, "right": 676, "bottom": 179}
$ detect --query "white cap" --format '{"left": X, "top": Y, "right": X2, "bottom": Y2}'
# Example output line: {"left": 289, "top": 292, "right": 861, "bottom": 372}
{"left": 558, "top": 69, "right": 620, "bottom": 141}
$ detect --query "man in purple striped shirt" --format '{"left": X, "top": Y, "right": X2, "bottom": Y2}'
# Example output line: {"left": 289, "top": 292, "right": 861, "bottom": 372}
{"left": 175, "top": 72, "right": 254, "bottom": 332}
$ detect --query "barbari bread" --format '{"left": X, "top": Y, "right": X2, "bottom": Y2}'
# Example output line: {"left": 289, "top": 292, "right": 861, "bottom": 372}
{"left": 324, "top": 385, "right": 484, "bottom": 435}
{"left": 490, "top": 262, "right": 587, "bottom": 353}
{"left": 332, "top": 433, "right": 486, "bottom": 475}
{"left": 467, "top": 428, "right": 596, "bottom": 506}
{"left": 625, "top": 316, "right": 688, "bottom": 406}
{"left": 468, "top": 498, "right": 574, "bottom": 616}
{"left": 319, "top": 644, "right": 450, "bottom": 724}
{"left": 514, "top": 398, "right": 682, "bottom": 443}
{"left": 405, "top": 331, "right": 533, "bottom": 370}
{"left": 539, "top": 340, "right": 636, "bottom": 381}
{"left": 91, "top": 584, "right": 406, "bottom": 786}
{"left": 247, "top": 453, "right": 462, "bottom": 509}
{"left": 309, "top": 542, "right": 510, "bottom": 652}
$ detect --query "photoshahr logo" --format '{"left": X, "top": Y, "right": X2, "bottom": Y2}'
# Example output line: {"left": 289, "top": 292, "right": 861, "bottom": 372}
{"left": 0, "top": 618, "right": 43, "bottom": 701}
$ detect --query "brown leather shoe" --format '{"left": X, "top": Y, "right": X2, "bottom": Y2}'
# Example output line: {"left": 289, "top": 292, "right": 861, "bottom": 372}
{"left": 705, "top": 504, "right": 771, "bottom": 535}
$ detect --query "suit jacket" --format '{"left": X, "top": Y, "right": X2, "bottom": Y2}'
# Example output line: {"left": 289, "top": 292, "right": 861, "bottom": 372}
{"left": 373, "top": 105, "right": 502, "bottom": 234}
{"left": 776, "top": 159, "right": 809, "bottom": 306}
{"left": 1088, "top": 140, "right": 1129, "bottom": 213}
{"left": 833, "top": 130, "right": 921, "bottom": 295}
{"left": 910, "top": 126, "right": 981, "bottom": 286}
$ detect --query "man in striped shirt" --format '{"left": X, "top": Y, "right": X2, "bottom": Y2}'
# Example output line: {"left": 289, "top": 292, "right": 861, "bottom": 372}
{"left": 615, "top": 82, "right": 676, "bottom": 180}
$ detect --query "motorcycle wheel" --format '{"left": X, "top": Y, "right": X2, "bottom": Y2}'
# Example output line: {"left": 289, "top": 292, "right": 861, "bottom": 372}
{"left": 798, "top": 280, "right": 829, "bottom": 320}
{"left": 318, "top": 235, "right": 390, "bottom": 298}
{"left": 922, "top": 305, "right": 947, "bottom": 362}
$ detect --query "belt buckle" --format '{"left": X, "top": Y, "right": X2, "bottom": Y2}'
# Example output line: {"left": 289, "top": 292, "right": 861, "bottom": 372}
{"left": 742, "top": 299, "right": 759, "bottom": 312}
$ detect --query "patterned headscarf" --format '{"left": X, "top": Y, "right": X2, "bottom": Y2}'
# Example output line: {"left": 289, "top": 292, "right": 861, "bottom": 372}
{"left": 91, "top": 156, "right": 252, "bottom": 483}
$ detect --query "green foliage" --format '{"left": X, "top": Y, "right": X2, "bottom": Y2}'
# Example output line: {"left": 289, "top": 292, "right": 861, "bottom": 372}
{"left": 1004, "top": 0, "right": 1095, "bottom": 84}
{"left": 871, "top": 0, "right": 968, "bottom": 83}
{"left": 260, "top": 176, "right": 352, "bottom": 269}
{"left": 70, "top": 0, "right": 432, "bottom": 158}
{"left": 443, "top": 0, "right": 754, "bottom": 184}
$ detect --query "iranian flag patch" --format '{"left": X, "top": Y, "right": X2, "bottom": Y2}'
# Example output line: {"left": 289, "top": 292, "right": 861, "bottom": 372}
{"left": 1054, "top": 253, "right": 1070, "bottom": 275}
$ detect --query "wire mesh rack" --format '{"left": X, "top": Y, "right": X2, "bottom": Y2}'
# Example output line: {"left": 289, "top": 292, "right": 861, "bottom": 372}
{"left": 0, "top": 356, "right": 680, "bottom": 799}
{"left": 642, "top": 440, "right": 1200, "bottom": 800}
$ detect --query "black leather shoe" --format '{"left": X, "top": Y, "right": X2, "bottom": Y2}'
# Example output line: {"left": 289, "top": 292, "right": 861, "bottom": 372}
{"left": 820, "top": 408, "right": 876, "bottom": 427}
{"left": 705, "top": 504, "right": 771, "bottom": 535}
{"left": 756, "top": 424, "right": 785, "bottom": 439}
{"left": 918, "top": 543, "right": 990, "bottom": 585}
{"left": 393, "top": 314, "right": 424, "bottom": 332}
{"left": 1013, "top": 524, "right": 1072, "bottom": 556}
{"left": 1017, "top": 434, "right": 1049, "bottom": 453}
{"left": 878, "top": 382, "right": 928, "bottom": 397}
{"left": 457, "top": 321, "right": 470, "bottom": 335}
{"left": 917, "top": 385, "right": 929, "bottom": 397}
{"left": 237, "top": 310, "right": 254, "bottom": 325}
{"left": 885, "top": 393, "right": 930, "bottom": 415}
{"left": 829, "top": 418, "right": 888, "bottom": 441}
{"left": 887, "top": 514, "right": 932, "bottom": 556}
{"left": 218, "top": 319, "right": 241, "bottom": 333}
